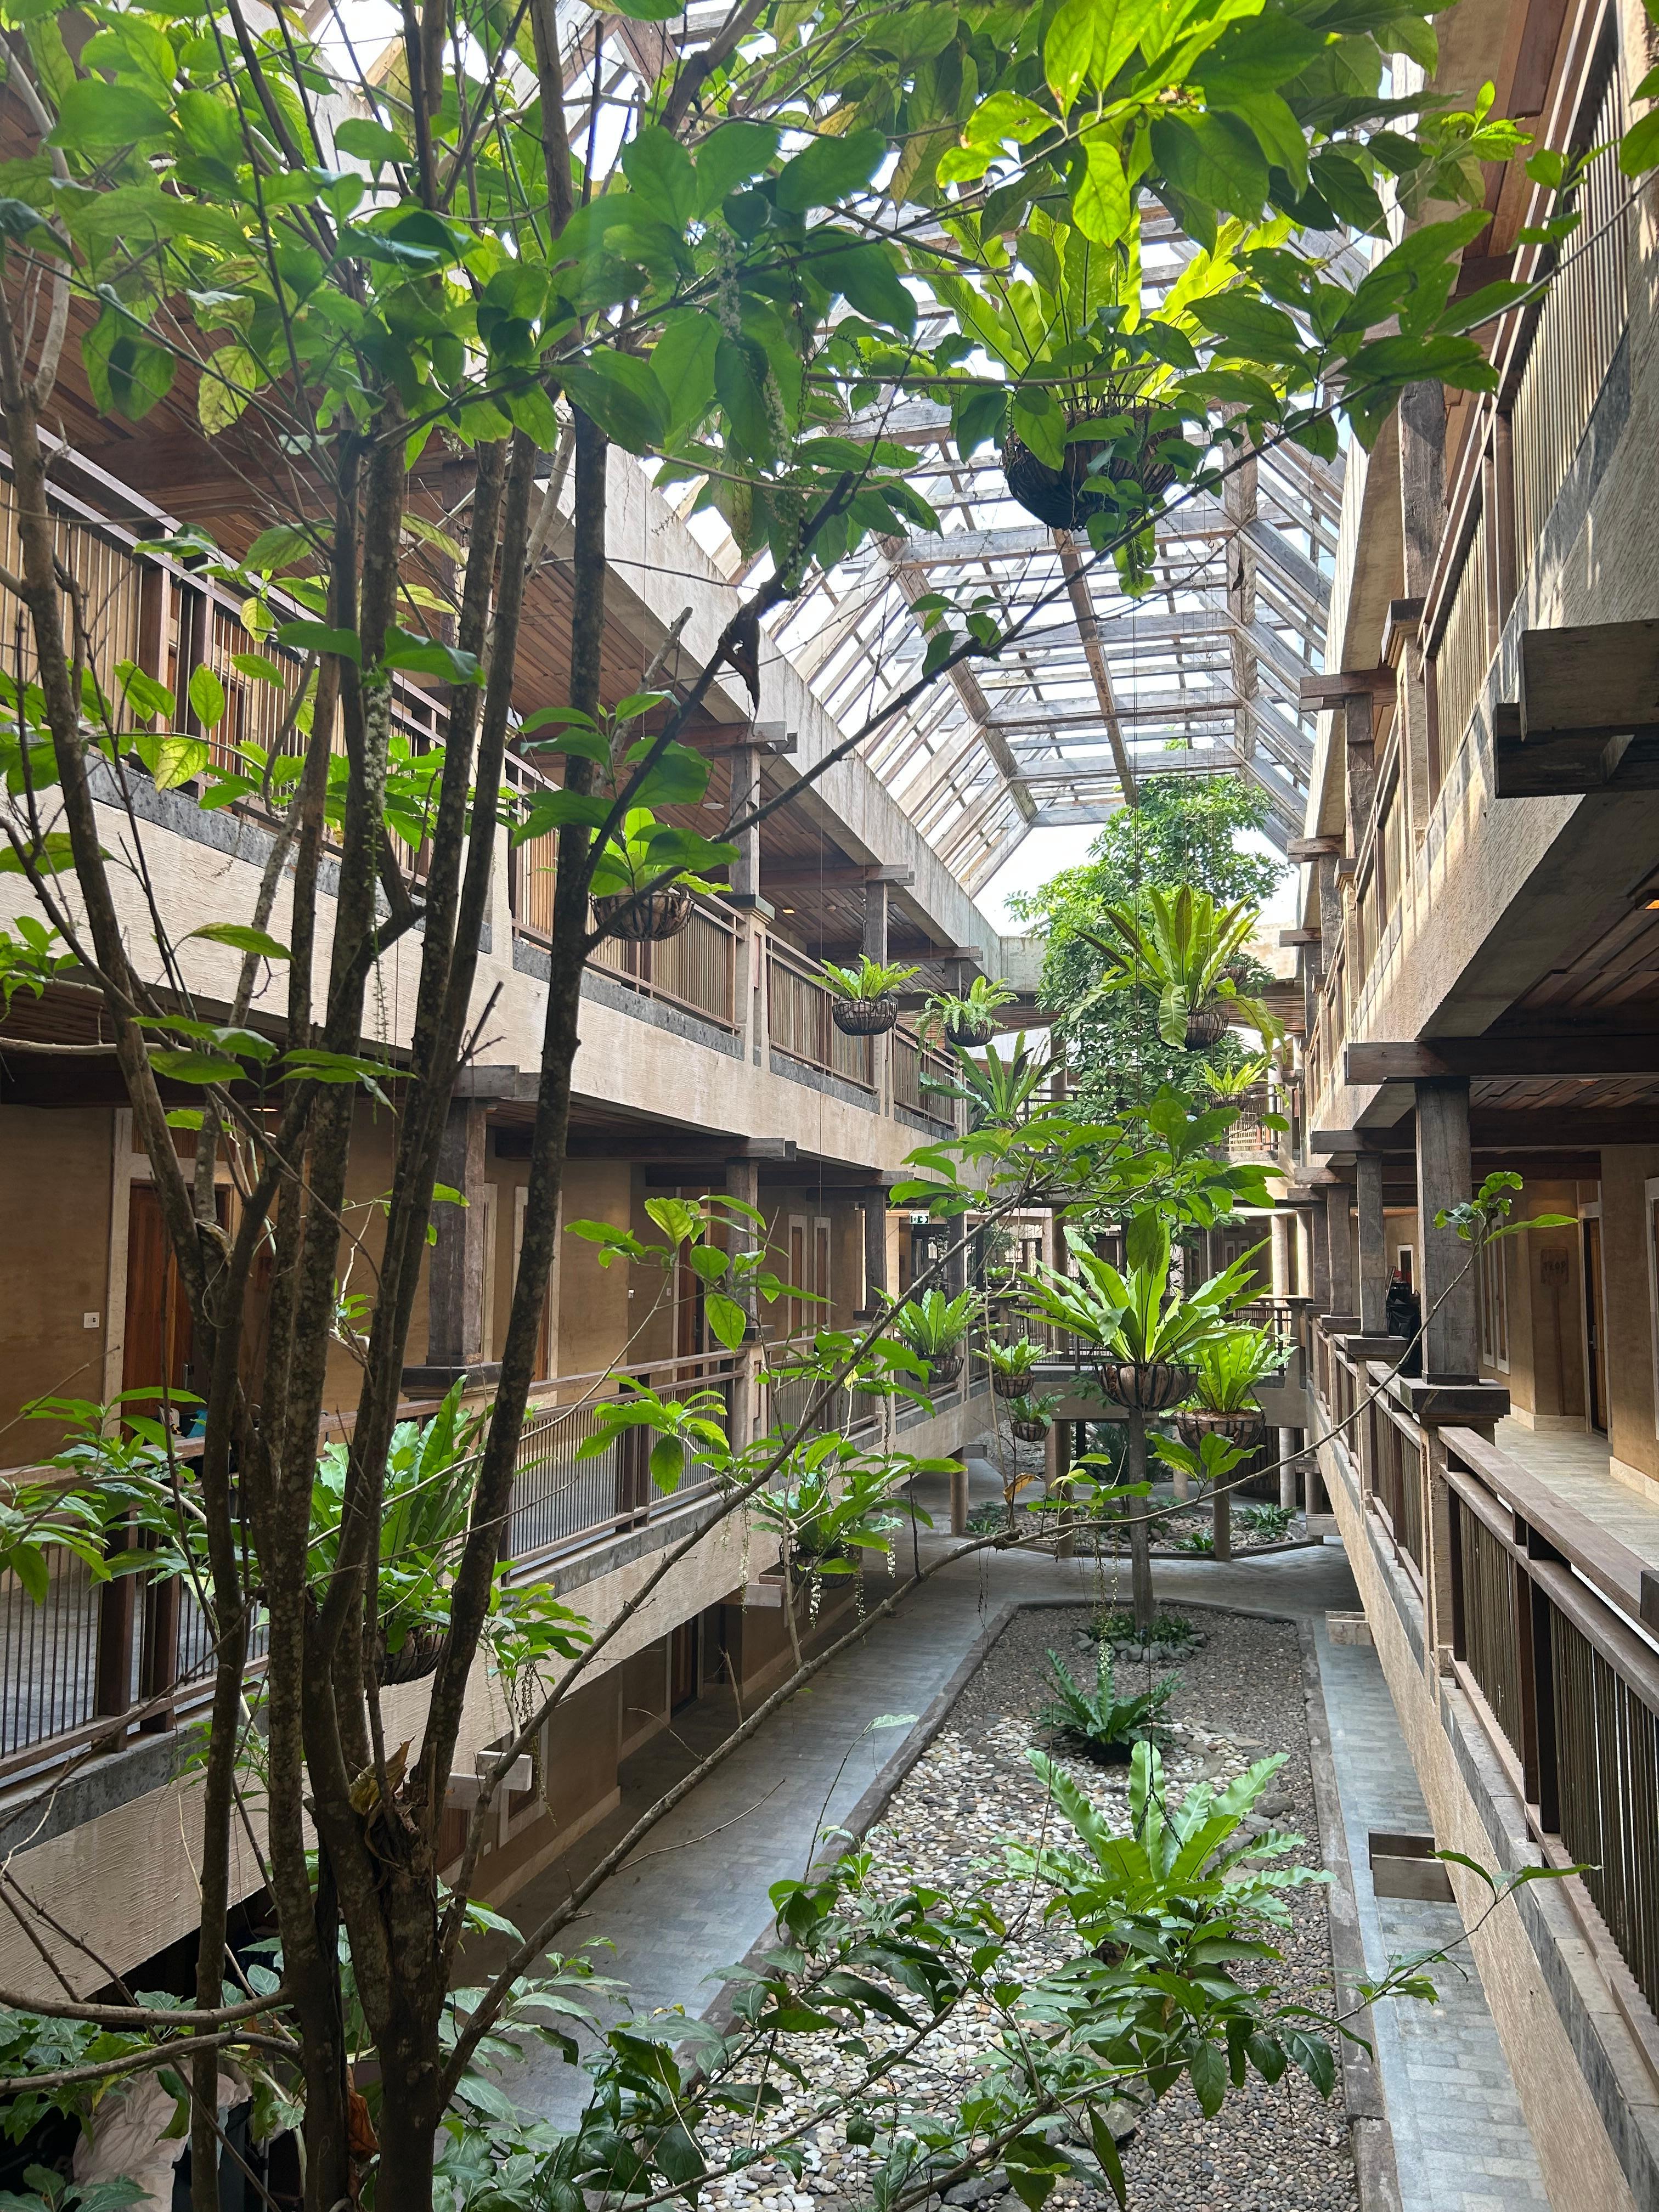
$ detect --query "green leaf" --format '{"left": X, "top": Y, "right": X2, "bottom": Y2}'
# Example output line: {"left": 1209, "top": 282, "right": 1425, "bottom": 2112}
{"left": 0, "top": 832, "right": 84, "bottom": 877}
{"left": 188, "top": 664, "right": 226, "bottom": 731}
{"left": 116, "top": 660, "right": 174, "bottom": 723}
{"left": 334, "top": 115, "right": 410, "bottom": 167}
{"left": 693, "top": 122, "right": 780, "bottom": 215}
{"left": 608, "top": 0, "right": 690, "bottom": 18}
{"left": 558, "top": 347, "right": 672, "bottom": 455}
{"left": 814, "top": 241, "right": 916, "bottom": 336}
{"left": 714, "top": 334, "right": 773, "bottom": 462}
{"left": 651, "top": 309, "right": 721, "bottom": 435}
{"left": 229, "top": 651, "right": 289, "bottom": 686}
{"left": 1073, "top": 128, "right": 1131, "bottom": 244}
{"left": 649, "top": 1435, "right": 685, "bottom": 1492}
{"left": 775, "top": 127, "right": 885, "bottom": 215}
{"left": 1151, "top": 111, "right": 1268, "bottom": 221}
{"left": 49, "top": 77, "right": 170, "bottom": 150}
{"left": 1046, "top": 0, "right": 1159, "bottom": 108}
{"left": 1620, "top": 108, "right": 1659, "bottom": 179}
{"left": 145, "top": 733, "right": 211, "bottom": 789}
{"left": 705, "top": 1291, "right": 748, "bottom": 1350}
{"left": 82, "top": 301, "right": 176, "bottom": 422}
{"left": 149, "top": 1047, "right": 244, "bottom": 1084}
{"left": 382, "top": 625, "right": 479, "bottom": 684}
{"left": 187, "top": 923, "right": 290, "bottom": 960}
{"left": 622, "top": 124, "right": 697, "bottom": 227}
{"left": 1188, "top": 2037, "right": 1227, "bottom": 2118}
{"left": 275, "top": 621, "right": 361, "bottom": 664}
{"left": 1088, "top": 2112, "right": 1127, "bottom": 2208}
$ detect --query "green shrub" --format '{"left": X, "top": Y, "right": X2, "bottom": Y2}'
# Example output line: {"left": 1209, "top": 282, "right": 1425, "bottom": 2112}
{"left": 1034, "top": 1644, "right": 1176, "bottom": 1763}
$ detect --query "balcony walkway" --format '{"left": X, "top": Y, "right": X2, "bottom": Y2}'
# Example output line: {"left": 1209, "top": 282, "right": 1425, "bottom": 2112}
{"left": 1493, "top": 1417, "right": 1659, "bottom": 1572}
{"left": 469, "top": 1463, "right": 1547, "bottom": 2211}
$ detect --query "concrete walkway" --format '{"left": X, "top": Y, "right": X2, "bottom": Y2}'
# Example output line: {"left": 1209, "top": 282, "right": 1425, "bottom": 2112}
{"left": 486, "top": 1459, "right": 1551, "bottom": 2211}
{"left": 1495, "top": 1416, "right": 1659, "bottom": 1571}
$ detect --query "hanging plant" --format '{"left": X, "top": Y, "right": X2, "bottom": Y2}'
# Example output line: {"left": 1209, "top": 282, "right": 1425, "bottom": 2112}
{"left": 819, "top": 955, "right": 919, "bottom": 1036}
{"left": 986, "top": 1335, "right": 1043, "bottom": 1398}
{"left": 589, "top": 806, "right": 724, "bottom": 943}
{"left": 1075, "top": 885, "right": 1282, "bottom": 1053}
{"left": 921, "top": 974, "right": 1018, "bottom": 1049}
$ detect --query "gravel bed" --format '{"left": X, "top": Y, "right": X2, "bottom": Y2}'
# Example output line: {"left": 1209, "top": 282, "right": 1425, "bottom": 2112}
{"left": 697, "top": 1605, "right": 1354, "bottom": 2212}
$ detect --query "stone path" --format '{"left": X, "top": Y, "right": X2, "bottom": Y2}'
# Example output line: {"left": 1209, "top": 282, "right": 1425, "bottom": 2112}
{"left": 488, "top": 1457, "right": 1551, "bottom": 2212}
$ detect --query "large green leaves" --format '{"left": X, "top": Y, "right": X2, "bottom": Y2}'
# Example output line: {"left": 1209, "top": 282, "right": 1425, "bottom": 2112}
{"left": 775, "top": 127, "right": 885, "bottom": 215}
{"left": 559, "top": 348, "right": 672, "bottom": 454}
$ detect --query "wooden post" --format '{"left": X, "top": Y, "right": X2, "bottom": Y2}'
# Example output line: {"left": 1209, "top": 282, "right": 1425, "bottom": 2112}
{"left": 1398, "top": 380, "right": 1446, "bottom": 840}
{"left": 1344, "top": 692, "right": 1376, "bottom": 842}
{"left": 861, "top": 877, "right": 890, "bottom": 1104}
{"left": 726, "top": 1157, "right": 760, "bottom": 1451}
{"left": 860, "top": 1185, "right": 888, "bottom": 1316}
{"left": 1315, "top": 857, "right": 1343, "bottom": 977}
{"left": 1324, "top": 1184, "right": 1354, "bottom": 1318}
{"left": 1423, "top": 1425, "right": 1457, "bottom": 1677}
{"left": 94, "top": 1512, "right": 139, "bottom": 1750}
{"left": 1356, "top": 1152, "right": 1388, "bottom": 1335}
{"left": 1278, "top": 1428, "right": 1300, "bottom": 1513}
{"left": 949, "top": 1461, "right": 969, "bottom": 1537}
{"left": 1414, "top": 1078, "right": 1480, "bottom": 1381}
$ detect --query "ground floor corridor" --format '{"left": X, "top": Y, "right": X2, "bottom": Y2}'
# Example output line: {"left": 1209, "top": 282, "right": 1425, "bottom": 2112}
{"left": 476, "top": 1460, "right": 1549, "bottom": 2211}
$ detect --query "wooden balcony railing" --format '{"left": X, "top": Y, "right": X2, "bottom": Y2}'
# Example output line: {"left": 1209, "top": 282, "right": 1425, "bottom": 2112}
{"left": 892, "top": 1025, "right": 957, "bottom": 1126}
{"left": 589, "top": 896, "right": 741, "bottom": 1031}
{"left": 1314, "top": 1333, "right": 1659, "bottom": 2045}
{"left": 766, "top": 945, "right": 876, "bottom": 1091}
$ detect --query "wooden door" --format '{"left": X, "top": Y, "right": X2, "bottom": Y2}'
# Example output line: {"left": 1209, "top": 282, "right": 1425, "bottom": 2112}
{"left": 122, "top": 1183, "right": 194, "bottom": 1419}
{"left": 1583, "top": 1216, "right": 1609, "bottom": 1435}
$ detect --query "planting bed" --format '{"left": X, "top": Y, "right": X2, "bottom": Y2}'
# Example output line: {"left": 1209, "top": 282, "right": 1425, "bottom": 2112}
{"left": 697, "top": 1605, "right": 1356, "bottom": 2212}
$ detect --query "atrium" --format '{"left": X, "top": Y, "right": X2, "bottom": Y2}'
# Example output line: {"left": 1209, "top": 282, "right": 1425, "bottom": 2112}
{"left": 0, "top": 0, "right": 1655, "bottom": 2205}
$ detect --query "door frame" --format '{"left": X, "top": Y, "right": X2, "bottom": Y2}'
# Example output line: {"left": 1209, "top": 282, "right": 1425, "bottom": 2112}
{"left": 1581, "top": 1200, "right": 1608, "bottom": 1436}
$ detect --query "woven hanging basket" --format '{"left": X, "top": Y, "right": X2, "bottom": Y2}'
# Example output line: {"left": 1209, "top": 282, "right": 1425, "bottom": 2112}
{"left": 1184, "top": 1001, "right": 1231, "bottom": 1048}
{"left": 944, "top": 1014, "right": 996, "bottom": 1047}
{"left": 377, "top": 1624, "right": 447, "bottom": 1685}
{"left": 924, "top": 1348, "right": 963, "bottom": 1387}
{"left": 1175, "top": 1408, "right": 1266, "bottom": 1454}
{"left": 1002, "top": 403, "right": 1177, "bottom": 532}
{"left": 992, "top": 1370, "right": 1034, "bottom": 1400}
{"left": 1011, "top": 1417, "right": 1050, "bottom": 1443}
{"left": 832, "top": 995, "right": 899, "bottom": 1036}
{"left": 1096, "top": 1359, "right": 1194, "bottom": 1412}
{"left": 592, "top": 886, "right": 695, "bottom": 942}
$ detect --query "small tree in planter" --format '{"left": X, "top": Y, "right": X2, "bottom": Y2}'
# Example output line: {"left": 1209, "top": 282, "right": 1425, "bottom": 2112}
{"left": 1080, "top": 888, "right": 1281, "bottom": 1051}
{"left": 885, "top": 1288, "right": 974, "bottom": 1388}
{"left": 819, "top": 956, "right": 921, "bottom": 1036}
{"left": 921, "top": 975, "right": 1018, "bottom": 1049}
{"left": 1022, "top": 1219, "right": 1259, "bottom": 1629}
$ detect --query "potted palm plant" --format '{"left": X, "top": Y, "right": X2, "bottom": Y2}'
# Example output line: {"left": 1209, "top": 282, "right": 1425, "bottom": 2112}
{"left": 819, "top": 954, "right": 920, "bottom": 1036}
{"left": 1175, "top": 1327, "right": 1285, "bottom": 1456}
{"left": 590, "top": 806, "right": 720, "bottom": 942}
{"left": 1079, "top": 887, "right": 1282, "bottom": 1052}
{"left": 922, "top": 974, "right": 1017, "bottom": 1048}
{"left": 1007, "top": 1390, "right": 1063, "bottom": 1444}
{"left": 886, "top": 1288, "right": 973, "bottom": 1387}
{"left": 985, "top": 1335, "right": 1044, "bottom": 1400}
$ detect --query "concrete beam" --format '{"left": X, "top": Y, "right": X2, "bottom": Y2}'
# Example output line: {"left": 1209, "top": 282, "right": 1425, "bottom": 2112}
{"left": 1346, "top": 1035, "right": 1659, "bottom": 1082}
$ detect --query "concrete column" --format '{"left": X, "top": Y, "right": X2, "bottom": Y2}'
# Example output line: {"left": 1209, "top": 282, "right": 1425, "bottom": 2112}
{"left": 725, "top": 1157, "right": 760, "bottom": 1450}
{"left": 1315, "top": 857, "right": 1343, "bottom": 976}
{"left": 1278, "top": 1429, "right": 1300, "bottom": 1513}
{"left": 424, "top": 1099, "right": 491, "bottom": 1379}
{"left": 861, "top": 878, "right": 888, "bottom": 961}
{"left": 1323, "top": 1185, "right": 1354, "bottom": 1318}
{"left": 1344, "top": 692, "right": 1376, "bottom": 845}
{"left": 860, "top": 1186, "right": 889, "bottom": 1316}
{"left": 1398, "top": 380, "right": 1445, "bottom": 843}
{"left": 1270, "top": 1211, "right": 1292, "bottom": 1300}
{"left": 1415, "top": 1078, "right": 1480, "bottom": 1382}
{"left": 1356, "top": 1153, "right": 1389, "bottom": 1335}
{"left": 1306, "top": 1207, "right": 1329, "bottom": 1312}
{"left": 728, "top": 741, "right": 761, "bottom": 904}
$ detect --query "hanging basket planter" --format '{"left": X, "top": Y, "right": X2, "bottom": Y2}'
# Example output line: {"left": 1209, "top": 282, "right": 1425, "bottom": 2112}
{"left": 1175, "top": 1408, "right": 1265, "bottom": 1455}
{"left": 1002, "top": 403, "right": 1178, "bottom": 532}
{"left": 1096, "top": 1359, "right": 1194, "bottom": 1412}
{"left": 1011, "top": 1416, "right": 1050, "bottom": 1444}
{"left": 992, "top": 1370, "right": 1034, "bottom": 1400}
{"left": 832, "top": 995, "right": 899, "bottom": 1036}
{"left": 1184, "top": 1001, "right": 1231, "bottom": 1049}
{"left": 923, "top": 1348, "right": 963, "bottom": 1388}
{"left": 944, "top": 1014, "right": 996, "bottom": 1048}
{"left": 592, "top": 886, "right": 695, "bottom": 943}
{"left": 377, "top": 1624, "right": 447, "bottom": 1685}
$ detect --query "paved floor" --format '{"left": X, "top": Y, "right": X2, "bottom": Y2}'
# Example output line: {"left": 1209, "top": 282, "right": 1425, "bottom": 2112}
{"left": 484, "top": 1458, "right": 1549, "bottom": 2210}
{"left": 1495, "top": 1415, "right": 1659, "bottom": 1570}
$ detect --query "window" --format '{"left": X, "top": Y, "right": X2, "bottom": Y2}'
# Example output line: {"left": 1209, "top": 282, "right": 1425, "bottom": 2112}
{"left": 1478, "top": 1239, "right": 1509, "bottom": 1373}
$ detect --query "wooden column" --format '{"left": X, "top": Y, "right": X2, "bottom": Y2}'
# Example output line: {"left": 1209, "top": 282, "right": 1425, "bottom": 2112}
{"left": 1356, "top": 1152, "right": 1388, "bottom": 1336}
{"left": 1324, "top": 1185, "right": 1354, "bottom": 1318}
{"left": 1316, "top": 857, "right": 1343, "bottom": 975}
{"left": 422, "top": 1098, "right": 492, "bottom": 1382}
{"left": 861, "top": 878, "right": 890, "bottom": 1104}
{"left": 1415, "top": 1077, "right": 1480, "bottom": 1382}
{"left": 1397, "top": 381, "right": 1446, "bottom": 841}
{"left": 1307, "top": 1205, "right": 1329, "bottom": 1313}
